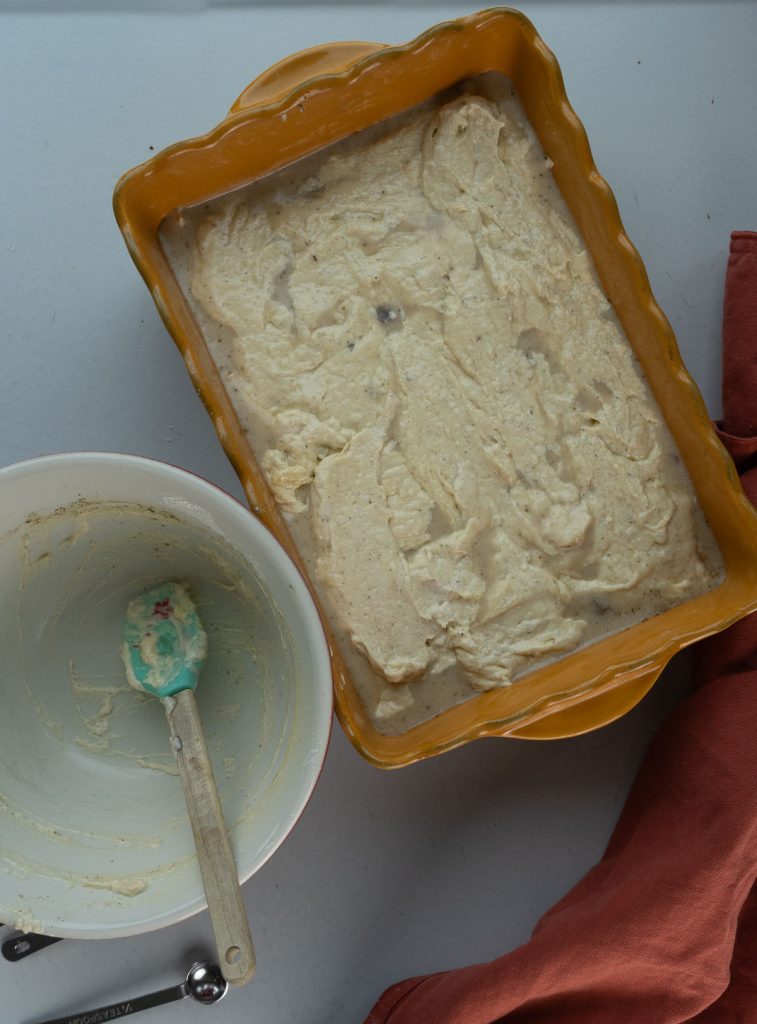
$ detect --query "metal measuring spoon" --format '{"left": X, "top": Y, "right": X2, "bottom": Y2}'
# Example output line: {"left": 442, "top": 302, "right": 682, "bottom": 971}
{"left": 32, "top": 961, "right": 228, "bottom": 1024}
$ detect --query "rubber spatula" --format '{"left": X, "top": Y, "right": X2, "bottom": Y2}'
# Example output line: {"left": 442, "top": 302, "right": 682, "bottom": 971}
{"left": 121, "top": 581, "right": 255, "bottom": 986}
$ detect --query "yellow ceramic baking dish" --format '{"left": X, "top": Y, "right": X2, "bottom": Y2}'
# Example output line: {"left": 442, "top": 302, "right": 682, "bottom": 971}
{"left": 114, "top": 7, "right": 757, "bottom": 768}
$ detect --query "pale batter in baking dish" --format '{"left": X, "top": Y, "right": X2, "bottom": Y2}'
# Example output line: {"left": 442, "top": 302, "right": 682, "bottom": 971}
{"left": 165, "top": 83, "right": 723, "bottom": 731}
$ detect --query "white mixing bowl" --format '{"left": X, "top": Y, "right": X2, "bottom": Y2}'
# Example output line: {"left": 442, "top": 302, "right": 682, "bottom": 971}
{"left": 0, "top": 453, "right": 332, "bottom": 938}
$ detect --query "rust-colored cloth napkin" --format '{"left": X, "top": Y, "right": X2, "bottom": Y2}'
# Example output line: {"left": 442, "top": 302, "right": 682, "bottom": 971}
{"left": 365, "top": 232, "right": 757, "bottom": 1024}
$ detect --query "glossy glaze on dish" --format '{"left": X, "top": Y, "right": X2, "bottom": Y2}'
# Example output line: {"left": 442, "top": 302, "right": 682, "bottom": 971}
{"left": 114, "top": 9, "right": 757, "bottom": 766}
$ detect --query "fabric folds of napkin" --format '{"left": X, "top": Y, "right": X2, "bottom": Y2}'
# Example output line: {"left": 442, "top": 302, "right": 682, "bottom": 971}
{"left": 364, "top": 231, "right": 757, "bottom": 1024}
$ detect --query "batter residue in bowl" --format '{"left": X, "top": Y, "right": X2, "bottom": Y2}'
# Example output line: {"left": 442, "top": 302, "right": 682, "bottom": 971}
{"left": 0, "top": 495, "right": 293, "bottom": 930}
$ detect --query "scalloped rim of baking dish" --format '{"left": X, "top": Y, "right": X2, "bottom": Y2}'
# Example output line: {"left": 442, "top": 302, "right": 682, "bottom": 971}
{"left": 114, "top": 7, "right": 757, "bottom": 767}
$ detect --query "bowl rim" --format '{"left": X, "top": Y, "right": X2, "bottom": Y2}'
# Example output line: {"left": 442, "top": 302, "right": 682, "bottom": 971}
{"left": 0, "top": 450, "right": 333, "bottom": 939}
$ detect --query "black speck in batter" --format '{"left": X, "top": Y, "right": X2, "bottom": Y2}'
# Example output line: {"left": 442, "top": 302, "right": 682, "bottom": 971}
{"left": 376, "top": 304, "right": 403, "bottom": 326}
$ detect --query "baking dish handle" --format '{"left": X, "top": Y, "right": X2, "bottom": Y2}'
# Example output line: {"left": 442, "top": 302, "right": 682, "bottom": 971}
{"left": 508, "top": 664, "right": 665, "bottom": 740}
{"left": 229, "top": 41, "right": 388, "bottom": 114}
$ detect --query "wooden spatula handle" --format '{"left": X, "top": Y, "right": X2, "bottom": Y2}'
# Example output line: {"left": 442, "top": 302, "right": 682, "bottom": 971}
{"left": 165, "top": 689, "right": 255, "bottom": 986}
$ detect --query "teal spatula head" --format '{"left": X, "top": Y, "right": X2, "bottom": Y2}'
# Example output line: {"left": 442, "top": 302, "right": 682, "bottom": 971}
{"left": 121, "top": 582, "right": 208, "bottom": 699}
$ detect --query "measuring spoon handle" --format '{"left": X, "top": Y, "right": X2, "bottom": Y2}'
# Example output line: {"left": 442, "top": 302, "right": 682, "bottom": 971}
{"left": 2, "top": 931, "right": 62, "bottom": 962}
{"left": 31, "top": 979, "right": 188, "bottom": 1024}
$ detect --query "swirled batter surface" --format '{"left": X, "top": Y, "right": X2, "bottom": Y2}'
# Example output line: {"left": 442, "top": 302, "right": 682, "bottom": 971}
{"left": 165, "top": 82, "right": 723, "bottom": 732}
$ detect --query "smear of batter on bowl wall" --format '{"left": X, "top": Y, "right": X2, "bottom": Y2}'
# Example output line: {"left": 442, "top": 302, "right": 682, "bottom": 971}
{"left": 1, "top": 495, "right": 286, "bottom": 931}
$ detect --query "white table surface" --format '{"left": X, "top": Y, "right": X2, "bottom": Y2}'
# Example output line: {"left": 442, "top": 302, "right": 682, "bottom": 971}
{"left": 1, "top": 2, "right": 755, "bottom": 1022}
